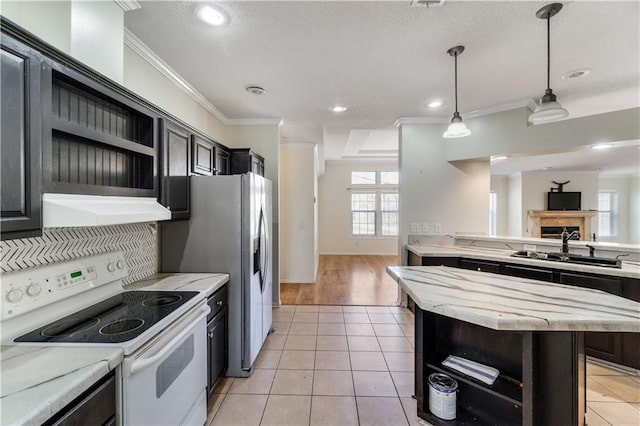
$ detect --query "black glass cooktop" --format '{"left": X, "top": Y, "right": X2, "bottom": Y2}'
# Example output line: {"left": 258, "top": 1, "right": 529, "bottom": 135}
{"left": 15, "top": 291, "right": 199, "bottom": 344}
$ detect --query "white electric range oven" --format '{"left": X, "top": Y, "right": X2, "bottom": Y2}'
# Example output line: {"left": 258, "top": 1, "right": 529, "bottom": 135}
{"left": 1, "top": 252, "right": 210, "bottom": 426}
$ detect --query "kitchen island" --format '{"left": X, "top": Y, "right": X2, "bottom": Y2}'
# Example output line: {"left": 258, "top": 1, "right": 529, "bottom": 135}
{"left": 387, "top": 266, "right": 640, "bottom": 426}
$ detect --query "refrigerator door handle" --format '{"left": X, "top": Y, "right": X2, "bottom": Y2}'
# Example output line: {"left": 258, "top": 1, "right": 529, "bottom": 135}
{"left": 256, "top": 208, "right": 267, "bottom": 293}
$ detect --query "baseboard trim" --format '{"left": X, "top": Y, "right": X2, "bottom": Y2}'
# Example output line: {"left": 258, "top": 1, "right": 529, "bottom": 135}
{"left": 280, "top": 279, "right": 316, "bottom": 284}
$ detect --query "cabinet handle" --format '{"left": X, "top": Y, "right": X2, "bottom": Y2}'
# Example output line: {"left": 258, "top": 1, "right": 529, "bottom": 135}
{"left": 217, "top": 300, "right": 223, "bottom": 306}
{"left": 208, "top": 332, "right": 214, "bottom": 338}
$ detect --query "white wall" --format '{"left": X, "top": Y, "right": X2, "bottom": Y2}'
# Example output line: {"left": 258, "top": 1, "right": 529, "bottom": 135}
{"left": 280, "top": 144, "right": 318, "bottom": 283}
{"left": 2, "top": 1, "right": 124, "bottom": 82}
{"left": 629, "top": 176, "right": 640, "bottom": 244}
{"left": 318, "top": 161, "right": 398, "bottom": 255}
{"left": 399, "top": 123, "right": 490, "bottom": 264}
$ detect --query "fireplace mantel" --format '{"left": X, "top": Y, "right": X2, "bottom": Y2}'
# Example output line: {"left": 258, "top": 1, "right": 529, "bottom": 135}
{"left": 527, "top": 210, "right": 597, "bottom": 240}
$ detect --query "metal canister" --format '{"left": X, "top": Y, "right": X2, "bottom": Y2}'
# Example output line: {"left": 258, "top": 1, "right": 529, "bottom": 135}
{"left": 428, "top": 373, "right": 458, "bottom": 420}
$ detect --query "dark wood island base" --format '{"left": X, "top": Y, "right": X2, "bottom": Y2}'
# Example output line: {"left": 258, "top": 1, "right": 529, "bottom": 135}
{"left": 414, "top": 308, "right": 586, "bottom": 426}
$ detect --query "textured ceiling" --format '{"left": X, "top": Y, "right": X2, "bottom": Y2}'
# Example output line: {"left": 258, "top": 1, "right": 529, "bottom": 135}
{"left": 125, "top": 1, "right": 640, "bottom": 161}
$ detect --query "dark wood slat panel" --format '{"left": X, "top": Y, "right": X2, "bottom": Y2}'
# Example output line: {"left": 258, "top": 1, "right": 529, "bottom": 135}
{"left": 52, "top": 118, "right": 155, "bottom": 157}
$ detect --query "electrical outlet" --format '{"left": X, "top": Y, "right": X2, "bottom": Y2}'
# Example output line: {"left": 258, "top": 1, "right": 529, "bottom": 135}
{"left": 422, "top": 223, "right": 429, "bottom": 233}
{"left": 435, "top": 223, "right": 442, "bottom": 233}
{"left": 410, "top": 223, "right": 420, "bottom": 233}
{"left": 523, "top": 244, "right": 537, "bottom": 251}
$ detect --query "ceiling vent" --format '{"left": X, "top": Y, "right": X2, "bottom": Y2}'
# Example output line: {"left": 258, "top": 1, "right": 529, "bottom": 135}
{"left": 410, "top": 0, "right": 446, "bottom": 7}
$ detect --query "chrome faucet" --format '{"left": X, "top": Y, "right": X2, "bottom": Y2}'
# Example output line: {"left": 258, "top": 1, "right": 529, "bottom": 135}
{"left": 561, "top": 228, "right": 580, "bottom": 254}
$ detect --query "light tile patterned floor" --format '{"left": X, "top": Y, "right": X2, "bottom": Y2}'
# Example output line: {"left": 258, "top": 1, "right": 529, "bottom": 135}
{"left": 208, "top": 305, "right": 640, "bottom": 426}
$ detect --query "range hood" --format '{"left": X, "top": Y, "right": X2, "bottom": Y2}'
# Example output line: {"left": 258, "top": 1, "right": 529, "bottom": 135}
{"left": 43, "top": 194, "right": 171, "bottom": 227}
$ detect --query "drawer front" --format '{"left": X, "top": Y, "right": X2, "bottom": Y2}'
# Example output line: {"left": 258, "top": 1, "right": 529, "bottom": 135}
{"left": 502, "top": 264, "right": 554, "bottom": 282}
{"left": 207, "top": 285, "right": 228, "bottom": 322}
{"left": 459, "top": 258, "right": 501, "bottom": 274}
{"left": 47, "top": 372, "right": 115, "bottom": 426}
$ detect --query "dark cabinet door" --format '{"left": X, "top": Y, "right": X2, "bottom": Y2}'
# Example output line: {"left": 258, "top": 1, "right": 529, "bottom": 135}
{"left": 191, "top": 134, "right": 214, "bottom": 176}
{"left": 215, "top": 145, "right": 230, "bottom": 175}
{"left": 559, "top": 272, "right": 624, "bottom": 365}
{"left": 207, "top": 308, "right": 228, "bottom": 397}
{"left": 230, "top": 149, "right": 264, "bottom": 176}
{"left": 1, "top": 34, "right": 44, "bottom": 240}
{"left": 160, "top": 118, "right": 190, "bottom": 220}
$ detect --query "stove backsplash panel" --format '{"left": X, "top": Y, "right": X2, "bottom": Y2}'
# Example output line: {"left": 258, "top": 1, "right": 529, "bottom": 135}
{"left": 0, "top": 224, "right": 157, "bottom": 284}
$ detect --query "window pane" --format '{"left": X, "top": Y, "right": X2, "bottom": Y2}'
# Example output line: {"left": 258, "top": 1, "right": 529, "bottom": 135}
{"left": 380, "top": 172, "right": 399, "bottom": 185}
{"left": 352, "top": 193, "right": 376, "bottom": 236}
{"left": 381, "top": 193, "right": 398, "bottom": 236}
{"left": 351, "top": 172, "right": 376, "bottom": 185}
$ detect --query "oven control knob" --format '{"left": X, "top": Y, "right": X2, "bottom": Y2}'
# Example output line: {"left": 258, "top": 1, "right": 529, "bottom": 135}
{"left": 107, "top": 262, "right": 116, "bottom": 272}
{"left": 117, "top": 260, "right": 125, "bottom": 270}
{"left": 6, "top": 288, "right": 23, "bottom": 303}
{"left": 26, "top": 283, "right": 42, "bottom": 297}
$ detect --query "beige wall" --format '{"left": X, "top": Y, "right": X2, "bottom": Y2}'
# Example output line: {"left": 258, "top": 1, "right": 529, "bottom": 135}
{"left": 446, "top": 107, "right": 640, "bottom": 162}
{"left": 280, "top": 144, "right": 318, "bottom": 282}
{"left": 2, "top": 1, "right": 124, "bottom": 82}
{"left": 318, "top": 161, "right": 399, "bottom": 256}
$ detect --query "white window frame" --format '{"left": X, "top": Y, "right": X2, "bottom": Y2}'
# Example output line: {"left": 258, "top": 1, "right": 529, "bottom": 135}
{"left": 598, "top": 191, "right": 618, "bottom": 238}
{"left": 350, "top": 171, "right": 399, "bottom": 238}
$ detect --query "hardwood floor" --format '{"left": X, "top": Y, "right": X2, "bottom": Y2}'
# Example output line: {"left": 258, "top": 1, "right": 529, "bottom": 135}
{"left": 280, "top": 255, "right": 399, "bottom": 306}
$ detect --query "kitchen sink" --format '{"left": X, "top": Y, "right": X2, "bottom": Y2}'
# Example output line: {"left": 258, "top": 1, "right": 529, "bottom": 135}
{"left": 510, "top": 250, "right": 622, "bottom": 268}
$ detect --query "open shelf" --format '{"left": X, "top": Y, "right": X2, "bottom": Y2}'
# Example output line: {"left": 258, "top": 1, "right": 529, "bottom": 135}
{"left": 426, "top": 363, "right": 523, "bottom": 406}
{"left": 422, "top": 406, "right": 490, "bottom": 426}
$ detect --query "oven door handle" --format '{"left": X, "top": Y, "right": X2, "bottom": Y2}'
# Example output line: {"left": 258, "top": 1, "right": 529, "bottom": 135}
{"left": 128, "top": 304, "right": 211, "bottom": 375}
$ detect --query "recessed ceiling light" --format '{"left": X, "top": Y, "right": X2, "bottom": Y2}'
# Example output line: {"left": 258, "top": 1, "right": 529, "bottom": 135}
{"left": 330, "top": 106, "right": 347, "bottom": 112}
{"left": 562, "top": 68, "right": 591, "bottom": 80}
{"left": 195, "top": 5, "right": 227, "bottom": 26}
{"left": 245, "top": 86, "right": 266, "bottom": 95}
{"left": 591, "top": 143, "right": 612, "bottom": 150}
{"left": 428, "top": 100, "right": 443, "bottom": 108}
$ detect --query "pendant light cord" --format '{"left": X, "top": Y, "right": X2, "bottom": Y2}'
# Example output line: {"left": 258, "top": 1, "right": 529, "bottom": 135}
{"left": 454, "top": 52, "right": 459, "bottom": 114}
{"left": 546, "top": 15, "right": 551, "bottom": 91}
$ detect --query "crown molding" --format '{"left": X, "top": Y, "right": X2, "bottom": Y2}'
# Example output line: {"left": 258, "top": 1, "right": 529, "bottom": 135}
{"left": 114, "top": 0, "right": 141, "bottom": 12}
{"left": 226, "top": 118, "right": 283, "bottom": 126}
{"left": 124, "top": 28, "right": 281, "bottom": 127}
{"left": 281, "top": 142, "right": 317, "bottom": 148}
{"left": 394, "top": 117, "right": 449, "bottom": 126}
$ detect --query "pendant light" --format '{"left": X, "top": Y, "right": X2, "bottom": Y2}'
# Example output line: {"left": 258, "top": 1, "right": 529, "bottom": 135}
{"left": 443, "top": 46, "right": 471, "bottom": 138}
{"left": 528, "top": 3, "right": 569, "bottom": 124}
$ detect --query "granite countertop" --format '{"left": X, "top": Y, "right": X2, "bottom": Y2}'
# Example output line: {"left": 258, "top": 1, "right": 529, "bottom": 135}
{"left": 125, "top": 272, "right": 229, "bottom": 296}
{"left": 406, "top": 244, "right": 640, "bottom": 279}
{"left": 0, "top": 346, "right": 123, "bottom": 426}
{"left": 387, "top": 266, "right": 640, "bottom": 332}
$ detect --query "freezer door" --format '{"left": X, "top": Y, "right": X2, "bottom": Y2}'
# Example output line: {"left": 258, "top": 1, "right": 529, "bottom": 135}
{"left": 244, "top": 173, "right": 271, "bottom": 368}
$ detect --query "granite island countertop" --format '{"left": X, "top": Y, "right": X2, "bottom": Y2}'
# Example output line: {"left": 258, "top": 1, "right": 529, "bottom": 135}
{"left": 387, "top": 266, "right": 640, "bottom": 332}
{"left": 406, "top": 244, "right": 640, "bottom": 279}
{"left": 0, "top": 345, "right": 123, "bottom": 426}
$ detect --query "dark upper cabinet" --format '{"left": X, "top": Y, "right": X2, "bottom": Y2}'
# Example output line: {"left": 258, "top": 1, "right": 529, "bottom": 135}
{"left": 215, "top": 144, "right": 230, "bottom": 175}
{"left": 230, "top": 148, "right": 264, "bottom": 176}
{"left": 191, "top": 134, "right": 214, "bottom": 176}
{"left": 1, "top": 33, "right": 45, "bottom": 240}
{"left": 160, "top": 118, "right": 190, "bottom": 220}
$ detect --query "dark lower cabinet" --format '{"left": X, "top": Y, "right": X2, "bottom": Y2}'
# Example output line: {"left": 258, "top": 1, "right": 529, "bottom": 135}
{"left": 207, "top": 285, "right": 228, "bottom": 397}
{"left": 160, "top": 118, "right": 190, "bottom": 220}
{"left": 502, "top": 264, "right": 554, "bottom": 282}
{"left": 1, "top": 33, "right": 45, "bottom": 240}
{"left": 44, "top": 371, "right": 115, "bottom": 426}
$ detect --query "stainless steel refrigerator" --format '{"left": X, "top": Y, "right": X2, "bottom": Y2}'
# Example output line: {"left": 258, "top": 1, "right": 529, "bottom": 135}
{"left": 161, "top": 173, "right": 272, "bottom": 377}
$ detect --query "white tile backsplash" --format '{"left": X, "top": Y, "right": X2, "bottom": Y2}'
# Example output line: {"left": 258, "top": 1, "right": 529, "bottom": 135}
{"left": 0, "top": 224, "right": 158, "bottom": 284}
